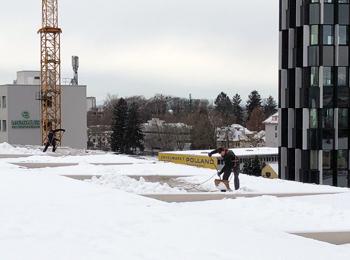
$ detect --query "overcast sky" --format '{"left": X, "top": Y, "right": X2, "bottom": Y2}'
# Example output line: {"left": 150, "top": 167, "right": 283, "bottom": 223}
{"left": 0, "top": 0, "right": 278, "bottom": 103}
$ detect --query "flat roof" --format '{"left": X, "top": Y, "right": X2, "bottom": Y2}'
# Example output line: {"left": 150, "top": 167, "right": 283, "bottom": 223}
{"left": 161, "top": 147, "right": 278, "bottom": 157}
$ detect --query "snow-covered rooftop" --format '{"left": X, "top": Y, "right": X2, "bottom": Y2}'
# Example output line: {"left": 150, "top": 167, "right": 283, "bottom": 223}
{"left": 264, "top": 112, "right": 279, "bottom": 125}
{"left": 1, "top": 143, "right": 350, "bottom": 260}
{"left": 162, "top": 147, "right": 278, "bottom": 157}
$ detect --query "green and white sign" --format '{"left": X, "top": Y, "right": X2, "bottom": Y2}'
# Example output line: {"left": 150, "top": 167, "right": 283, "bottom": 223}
{"left": 11, "top": 111, "right": 40, "bottom": 129}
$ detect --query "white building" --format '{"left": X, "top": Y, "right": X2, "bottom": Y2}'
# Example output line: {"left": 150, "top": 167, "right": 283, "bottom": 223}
{"left": 216, "top": 124, "right": 264, "bottom": 148}
{"left": 263, "top": 112, "right": 278, "bottom": 147}
{"left": 0, "top": 71, "right": 87, "bottom": 149}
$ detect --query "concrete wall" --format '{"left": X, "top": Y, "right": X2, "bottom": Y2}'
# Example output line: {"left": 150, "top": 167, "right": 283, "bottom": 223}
{"left": 7, "top": 85, "right": 41, "bottom": 145}
{"left": 0, "top": 86, "right": 9, "bottom": 142}
{"left": 265, "top": 123, "right": 278, "bottom": 147}
{"left": 16, "top": 71, "right": 40, "bottom": 85}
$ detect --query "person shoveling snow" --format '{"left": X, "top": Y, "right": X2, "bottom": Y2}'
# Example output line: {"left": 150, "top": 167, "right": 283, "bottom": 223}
{"left": 43, "top": 127, "right": 65, "bottom": 153}
{"left": 209, "top": 147, "right": 240, "bottom": 192}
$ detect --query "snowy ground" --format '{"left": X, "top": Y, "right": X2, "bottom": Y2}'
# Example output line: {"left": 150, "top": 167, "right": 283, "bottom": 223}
{"left": 1, "top": 143, "right": 350, "bottom": 259}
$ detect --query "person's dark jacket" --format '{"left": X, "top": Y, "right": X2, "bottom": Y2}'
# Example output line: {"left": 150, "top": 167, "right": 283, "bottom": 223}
{"left": 48, "top": 129, "right": 65, "bottom": 142}
{"left": 209, "top": 148, "right": 237, "bottom": 174}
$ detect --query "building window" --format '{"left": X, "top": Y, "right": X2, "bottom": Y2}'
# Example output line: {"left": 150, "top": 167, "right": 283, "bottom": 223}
{"left": 1, "top": 96, "right": 6, "bottom": 108}
{"left": 310, "top": 108, "right": 318, "bottom": 128}
{"left": 339, "top": 109, "right": 349, "bottom": 129}
{"left": 275, "top": 125, "right": 278, "bottom": 131}
{"left": 338, "top": 67, "right": 348, "bottom": 86}
{"left": 310, "top": 25, "right": 319, "bottom": 45}
{"left": 310, "top": 67, "right": 319, "bottom": 87}
{"left": 339, "top": 0, "right": 349, "bottom": 3}
{"left": 2, "top": 120, "right": 6, "bottom": 132}
{"left": 322, "top": 109, "right": 334, "bottom": 128}
{"left": 310, "top": 150, "right": 319, "bottom": 170}
{"left": 323, "top": 67, "right": 334, "bottom": 86}
{"left": 323, "top": 25, "right": 334, "bottom": 45}
{"left": 337, "top": 150, "right": 348, "bottom": 169}
{"left": 339, "top": 26, "right": 349, "bottom": 45}
{"left": 310, "top": 2, "right": 321, "bottom": 24}
{"left": 323, "top": 150, "right": 332, "bottom": 170}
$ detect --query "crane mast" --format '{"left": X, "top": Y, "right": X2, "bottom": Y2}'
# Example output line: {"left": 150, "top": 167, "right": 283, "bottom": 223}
{"left": 38, "top": 0, "right": 62, "bottom": 144}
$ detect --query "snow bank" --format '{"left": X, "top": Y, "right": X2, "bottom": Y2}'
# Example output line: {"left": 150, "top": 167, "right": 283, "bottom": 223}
{"left": 1, "top": 171, "right": 350, "bottom": 260}
{"left": 87, "top": 174, "right": 185, "bottom": 194}
{"left": 0, "top": 142, "right": 44, "bottom": 155}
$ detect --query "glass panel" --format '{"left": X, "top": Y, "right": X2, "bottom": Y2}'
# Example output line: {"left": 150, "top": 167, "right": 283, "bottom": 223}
{"left": 338, "top": 4, "right": 350, "bottom": 25}
{"left": 323, "top": 129, "right": 334, "bottom": 149}
{"left": 310, "top": 150, "right": 319, "bottom": 170}
{"left": 339, "top": 109, "right": 349, "bottom": 129}
{"left": 337, "top": 150, "right": 348, "bottom": 169}
{"left": 310, "top": 109, "right": 318, "bottom": 128}
{"left": 323, "top": 67, "right": 334, "bottom": 86}
{"left": 339, "top": 47, "right": 349, "bottom": 66}
{"left": 310, "top": 4, "right": 320, "bottom": 24}
{"left": 310, "top": 67, "right": 319, "bottom": 87}
{"left": 339, "top": 0, "right": 349, "bottom": 3}
{"left": 323, "top": 109, "right": 334, "bottom": 128}
{"left": 338, "top": 130, "right": 349, "bottom": 149}
{"left": 308, "top": 46, "right": 319, "bottom": 66}
{"left": 323, "top": 86, "right": 334, "bottom": 107}
{"left": 338, "top": 67, "right": 348, "bottom": 86}
{"left": 323, "top": 25, "right": 334, "bottom": 45}
{"left": 323, "top": 150, "right": 332, "bottom": 169}
{"left": 324, "top": 4, "right": 334, "bottom": 24}
{"left": 310, "top": 25, "right": 319, "bottom": 45}
{"left": 337, "top": 170, "right": 348, "bottom": 188}
{"left": 337, "top": 87, "right": 350, "bottom": 107}
{"left": 339, "top": 26, "right": 349, "bottom": 45}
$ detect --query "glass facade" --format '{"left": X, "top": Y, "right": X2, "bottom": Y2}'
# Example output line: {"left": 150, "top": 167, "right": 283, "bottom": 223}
{"left": 279, "top": 0, "right": 350, "bottom": 187}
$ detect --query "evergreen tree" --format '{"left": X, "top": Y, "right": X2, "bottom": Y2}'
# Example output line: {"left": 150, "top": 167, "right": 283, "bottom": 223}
{"left": 125, "top": 102, "right": 144, "bottom": 154}
{"left": 246, "top": 90, "right": 262, "bottom": 120}
{"left": 232, "top": 94, "right": 244, "bottom": 125}
{"left": 111, "top": 98, "right": 128, "bottom": 153}
{"left": 243, "top": 157, "right": 261, "bottom": 176}
{"left": 263, "top": 95, "right": 277, "bottom": 119}
{"left": 251, "top": 156, "right": 262, "bottom": 176}
{"left": 242, "top": 160, "right": 252, "bottom": 175}
{"left": 214, "top": 92, "right": 234, "bottom": 125}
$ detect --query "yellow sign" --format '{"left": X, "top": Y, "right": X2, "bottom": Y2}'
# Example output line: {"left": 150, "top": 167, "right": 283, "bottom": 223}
{"left": 158, "top": 153, "right": 218, "bottom": 169}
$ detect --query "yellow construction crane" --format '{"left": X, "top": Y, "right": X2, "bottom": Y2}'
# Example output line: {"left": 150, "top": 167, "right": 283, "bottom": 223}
{"left": 38, "top": 0, "right": 62, "bottom": 144}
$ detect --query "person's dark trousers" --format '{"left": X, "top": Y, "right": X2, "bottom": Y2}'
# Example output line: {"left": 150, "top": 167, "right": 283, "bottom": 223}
{"left": 43, "top": 142, "right": 50, "bottom": 152}
{"left": 222, "top": 169, "right": 240, "bottom": 190}
{"left": 233, "top": 171, "right": 240, "bottom": 190}
{"left": 52, "top": 140, "right": 57, "bottom": 152}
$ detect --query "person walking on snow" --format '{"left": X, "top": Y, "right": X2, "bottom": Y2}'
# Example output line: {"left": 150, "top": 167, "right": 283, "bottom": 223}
{"left": 208, "top": 147, "right": 240, "bottom": 190}
{"left": 43, "top": 127, "right": 65, "bottom": 153}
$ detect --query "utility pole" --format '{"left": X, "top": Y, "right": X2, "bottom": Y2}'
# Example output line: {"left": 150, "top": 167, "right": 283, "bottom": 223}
{"left": 38, "top": 0, "right": 62, "bottom": 144}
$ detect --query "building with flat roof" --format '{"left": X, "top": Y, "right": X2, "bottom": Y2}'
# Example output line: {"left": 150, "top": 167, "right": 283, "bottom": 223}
{"left": 0, "top": 71, "right": 87, "bottom": 149}
{"left": 279, "top": 1, "right": 350, "bottom": 187}
{"left": 263, "top": 112, "right": 278, "bottom": 147}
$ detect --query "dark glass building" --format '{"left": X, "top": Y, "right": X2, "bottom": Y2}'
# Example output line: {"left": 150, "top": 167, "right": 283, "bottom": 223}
{"left": 279, "top": 0, "right": 350, "bottom": 187}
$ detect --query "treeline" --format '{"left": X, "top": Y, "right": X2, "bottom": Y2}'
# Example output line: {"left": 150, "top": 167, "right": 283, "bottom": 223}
{"left": 89, "top": 90, "right": 277, "bottom": 151}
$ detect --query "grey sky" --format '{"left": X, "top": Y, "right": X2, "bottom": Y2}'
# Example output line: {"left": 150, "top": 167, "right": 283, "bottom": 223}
{"left": 0, "top": 0, "right": 279, "bottom": 103}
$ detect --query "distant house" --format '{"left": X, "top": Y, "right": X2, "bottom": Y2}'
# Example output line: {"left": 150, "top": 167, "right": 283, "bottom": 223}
{"left": 87, "top": 125, "right": 112, "bottom": 151}
{"left": 142, "top": 118, "right": 191, "bottom": 154}
{"left": 261, "top": 163, "right": 279, "bottom": 179}
{"left": 216, "top": 124, "right": 264, "bottom": 148}
{"left": 263, "top": 112, "right": 278, "bottom": 147}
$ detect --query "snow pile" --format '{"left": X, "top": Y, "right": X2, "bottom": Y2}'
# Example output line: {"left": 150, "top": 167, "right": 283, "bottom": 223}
{"left": 0, "top": 142, "right": 43, "bottom": 155}
{"left": 88, "top": 174, "right": 185, "bottom": 194}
